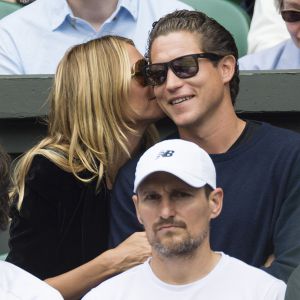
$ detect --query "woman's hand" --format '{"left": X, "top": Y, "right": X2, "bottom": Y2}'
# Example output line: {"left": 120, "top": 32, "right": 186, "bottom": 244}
{"left": 108, "top": 231, "right": 151, "bottom": 273}
{"left": 45, "top": 232, "right": 151, "bottom": 299}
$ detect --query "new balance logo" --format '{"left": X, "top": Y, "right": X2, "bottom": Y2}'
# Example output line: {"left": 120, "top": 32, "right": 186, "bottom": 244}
{"left": 156, "top": 150, "right": 175, "bottom": 159}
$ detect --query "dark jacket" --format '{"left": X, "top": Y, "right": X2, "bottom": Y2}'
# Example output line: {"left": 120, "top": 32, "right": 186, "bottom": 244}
{"left": 6, "top": 155, "right": 110, "bottom": 280}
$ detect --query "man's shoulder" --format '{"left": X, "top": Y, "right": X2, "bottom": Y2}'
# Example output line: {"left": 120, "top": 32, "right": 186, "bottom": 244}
{"left": 261, "top": 122, "right": 300, "bottom": 146}
{"left": 116, "top": 154, "right": 142, "bottom": 179}
{"left": 83, "top": 263, "right": 146, "bottom": 299}
{"left": 0, "top": 261, "right": 63, "bottom": 299}
{"left": 223, "top": 254, "right": 286, "bottom": 290}
{"left": 253, "top": 122, "right": 300, "bottom": 150}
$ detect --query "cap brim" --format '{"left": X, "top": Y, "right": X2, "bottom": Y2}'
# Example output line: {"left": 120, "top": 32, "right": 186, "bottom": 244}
{"left": 134, "top": 165, "right": 207, "bottom": 193}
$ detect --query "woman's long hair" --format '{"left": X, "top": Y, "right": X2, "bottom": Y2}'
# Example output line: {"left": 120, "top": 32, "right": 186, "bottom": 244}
{"left": 12, "top": 36, "right": 158, "bottom": 209}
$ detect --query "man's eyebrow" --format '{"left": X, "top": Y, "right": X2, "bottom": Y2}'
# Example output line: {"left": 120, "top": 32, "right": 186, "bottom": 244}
{"left": 138, "top": 188, "right": 158, "bottom": 196}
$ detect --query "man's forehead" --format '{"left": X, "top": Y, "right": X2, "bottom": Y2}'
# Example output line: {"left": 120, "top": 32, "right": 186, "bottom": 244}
{"left": 150, "top": 31, "right": 203, "bottom": 62}
{"left": 137, "top": 172, "right": 194, "bottom": 193}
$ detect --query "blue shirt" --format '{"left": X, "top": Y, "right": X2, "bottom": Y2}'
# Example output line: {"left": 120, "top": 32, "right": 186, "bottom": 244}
{"left": 0, "top": 0, "right": 191, "bottom": 74}
{"left": 239, "top": 39, "right": 300, "bottom": 70}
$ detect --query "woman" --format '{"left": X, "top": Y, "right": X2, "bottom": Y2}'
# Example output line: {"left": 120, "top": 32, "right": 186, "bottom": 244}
{"left": 6, "top": 36, "right": 164, "bottom": 299}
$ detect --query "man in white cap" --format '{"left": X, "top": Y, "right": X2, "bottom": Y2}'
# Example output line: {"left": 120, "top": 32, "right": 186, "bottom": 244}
{"left": 84, "top": 139, "right": 286, "bottom": 300}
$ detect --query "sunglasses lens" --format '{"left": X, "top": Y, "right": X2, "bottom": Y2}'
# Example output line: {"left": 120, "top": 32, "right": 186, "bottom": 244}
{"left": 281, "top": 10, "right": 300, "bottom": 22}
{"left": 132, "top": 59, "right": 147, "bottom": 86}
{"left": 172, "top": 55, "right": 199, "bottom": 78}
{"left": 135, "top": 59, "right": 147, "bottom": 72}
{"left": 145, "top": 64, "right": 167, "bottom": 86}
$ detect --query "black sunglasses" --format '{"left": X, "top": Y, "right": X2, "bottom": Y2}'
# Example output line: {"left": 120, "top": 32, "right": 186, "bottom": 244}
{"left": 281, "top": 10, "right": 300, "bottom": 22}
{"left": 144, "top": 53, "right": 223, "bottom": 86}
{"left": 131, "top": 58, "right": 147, "bottom": 86}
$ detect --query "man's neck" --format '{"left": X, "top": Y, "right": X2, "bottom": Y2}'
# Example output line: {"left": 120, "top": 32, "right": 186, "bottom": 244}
{"left": 150, "top": 245, "right": 221, "bottom": 285}
{"left": 178, "top": 101, "right": 246, "bottom": 154}
{"left": 67, "top": 0, "right": 119, "bottom": 30}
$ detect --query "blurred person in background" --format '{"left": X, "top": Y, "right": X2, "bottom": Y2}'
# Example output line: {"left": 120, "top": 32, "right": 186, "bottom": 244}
{"left": 247, "top": 0, "right": 289, "bottom": 54}
{"left": 239, "top": 0, "right": 300, "bottom": 69}
{"left": 0, "top": 0, "right": 191, "bottom": 74}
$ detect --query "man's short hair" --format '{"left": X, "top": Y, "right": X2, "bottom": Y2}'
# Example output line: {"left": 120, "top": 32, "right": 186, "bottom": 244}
{"left": 0, "top": 147, "right": 11, "bottom": 231}
{"left": 146, "top": 9, "right": 239, "bottom": 105}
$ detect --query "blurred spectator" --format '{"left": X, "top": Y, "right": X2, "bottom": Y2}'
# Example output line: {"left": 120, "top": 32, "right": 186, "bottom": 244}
{"left": 239, "top": 0, "right": 300, "bottom": 69}
{"left": 0, "top": 146, "right": 63, "bottom": 299}
{"left": 247, "top": 0, "right": 289, "bottom": 54}
{"left": 0, "top": 0, "right": 191, "bottom": 74}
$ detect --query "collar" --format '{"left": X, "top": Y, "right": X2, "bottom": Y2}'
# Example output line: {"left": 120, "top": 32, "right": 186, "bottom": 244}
{"left": 47, "top": 0, "right": 138, "bottom": 31}
{"left": 45, "top": 0, "right": 73, "bottom": 31}
{"left": 119, "top": 0, "right": 138, "bottom": 21}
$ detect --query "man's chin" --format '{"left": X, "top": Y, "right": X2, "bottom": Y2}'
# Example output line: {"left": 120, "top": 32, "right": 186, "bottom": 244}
{"left": 152, "top": 236, "right": 193, "bottom": 257}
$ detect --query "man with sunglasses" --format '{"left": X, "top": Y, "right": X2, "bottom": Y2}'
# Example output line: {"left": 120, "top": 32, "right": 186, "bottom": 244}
{"left": 0, "top": 0, "right": 191, "bottom": 74}
{"left": 239, "top": 0, "right": 300, "bottom": 69}
{"left": 110, "top": 9, "right": 300, "bottom": 283}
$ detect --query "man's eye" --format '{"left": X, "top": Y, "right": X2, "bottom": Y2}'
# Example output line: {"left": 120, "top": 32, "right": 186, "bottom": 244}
{"left": 143, "top": 194, "right": 160, "bottom": 201}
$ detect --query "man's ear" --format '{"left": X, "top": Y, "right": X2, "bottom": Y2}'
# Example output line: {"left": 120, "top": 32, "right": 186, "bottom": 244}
{"left": 218, "top": 55, "right": 236, "bottom": 84}
{"left": 208, "top": 188, "right": 223, "bottom": 219}
{"left": 132, "top": 194, "right": 143, "bottom": 225}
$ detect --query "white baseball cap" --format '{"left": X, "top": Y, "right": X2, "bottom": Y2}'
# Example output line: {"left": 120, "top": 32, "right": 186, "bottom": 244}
{"left": 134, "top": 139, "right": 216, "bottom": 193}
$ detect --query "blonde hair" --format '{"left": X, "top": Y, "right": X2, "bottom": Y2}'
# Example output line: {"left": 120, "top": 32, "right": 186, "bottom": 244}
{"left": 12, "top": 36, "right": 159, "bottom": 209}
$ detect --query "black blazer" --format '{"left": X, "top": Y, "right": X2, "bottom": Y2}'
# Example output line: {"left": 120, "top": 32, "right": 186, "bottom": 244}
{"left": 6, "top": 155, "right": 110, "bottom": 279}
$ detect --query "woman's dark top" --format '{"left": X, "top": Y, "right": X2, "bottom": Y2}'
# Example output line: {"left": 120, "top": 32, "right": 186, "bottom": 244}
{"left": 6, "top": 155, "right": 110, "bottom": 280}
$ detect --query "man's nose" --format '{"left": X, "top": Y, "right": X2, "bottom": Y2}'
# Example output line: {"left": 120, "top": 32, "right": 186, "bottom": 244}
{"left": 165, "top": 68, "right": 184, "bottom": 92}
{"left": 159, "top": 198, "right": 175, "bottom": 219}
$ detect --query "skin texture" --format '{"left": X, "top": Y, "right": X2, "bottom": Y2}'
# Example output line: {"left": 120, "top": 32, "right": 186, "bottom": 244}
{"left": 67, "top": 0, "right": 118, "bottom": 30}
{"left": 283, "top": 0, "right": 300, "bottom": 48}
{"left": 133, "top": 172, "right": 224, "bottom": 284}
